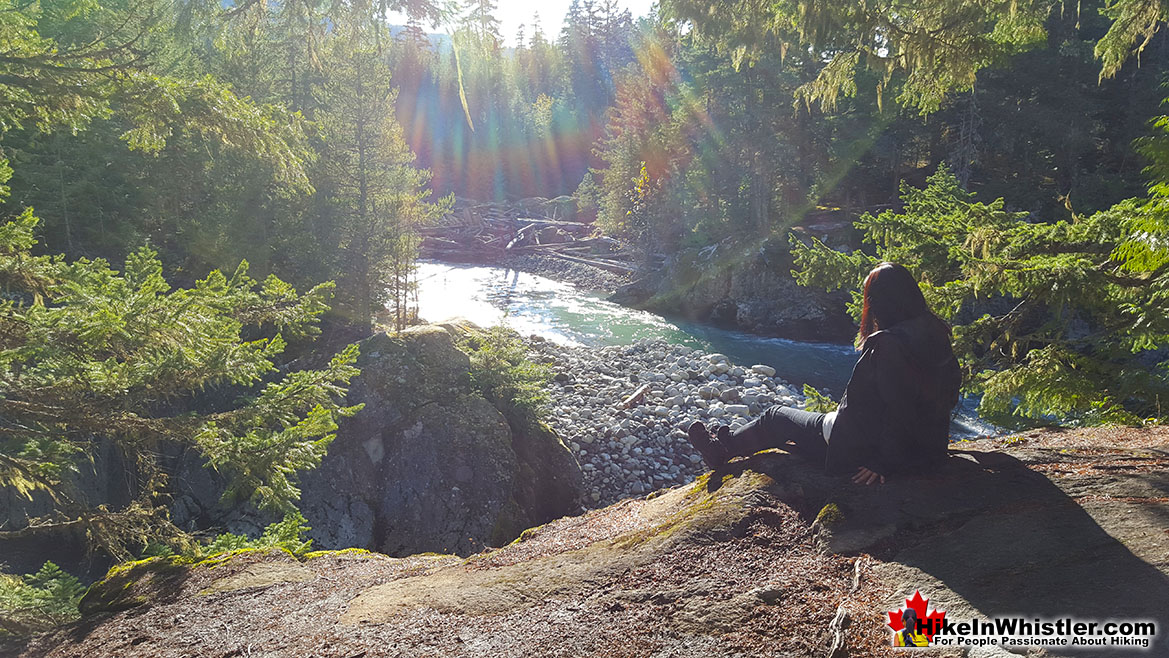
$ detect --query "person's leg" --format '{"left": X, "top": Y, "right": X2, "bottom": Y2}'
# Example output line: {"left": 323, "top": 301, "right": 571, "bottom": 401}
{"left": 722, "top": 405, "right": 827, "bottom": 462}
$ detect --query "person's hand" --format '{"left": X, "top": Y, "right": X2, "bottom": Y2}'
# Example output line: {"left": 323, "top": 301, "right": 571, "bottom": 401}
{"left": 852, "top": 466, "right": 885, "bottom": 485}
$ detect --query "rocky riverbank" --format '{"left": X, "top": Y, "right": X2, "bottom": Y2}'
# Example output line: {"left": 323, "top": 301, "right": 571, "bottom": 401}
{"left": 527, "top": 337, "right": 810, "bottom": 507}
{"left": 497, "top": 253, "right": 632, "bottom": 292}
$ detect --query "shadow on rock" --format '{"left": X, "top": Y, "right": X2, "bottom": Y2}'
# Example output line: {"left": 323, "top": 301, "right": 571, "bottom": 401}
{"left": 738, "top": 446, "right": 1169, "bottom": 655}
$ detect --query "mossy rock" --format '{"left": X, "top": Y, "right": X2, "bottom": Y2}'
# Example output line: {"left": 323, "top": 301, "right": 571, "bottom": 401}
{"left": 341, "top": 467, "right": 779, "bottom": 624}
{"left": 199, "top": 561, "right": 314, "bottom": 595}
{"left": 302, "top": 547, "right": 375, "bottom": 560}
{"left": 298, "top": 323, "right": 582, "bottom": 557}
{"left": 815, "top": 502, "right": 845, "bottom": 526}
{"left": 79, "top": 557, "right": 187, "bottom": 615}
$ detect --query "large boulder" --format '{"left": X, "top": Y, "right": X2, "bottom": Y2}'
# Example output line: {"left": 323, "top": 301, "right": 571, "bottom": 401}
{"left": 294, "top": 325, "right": 583, "bottom": 556}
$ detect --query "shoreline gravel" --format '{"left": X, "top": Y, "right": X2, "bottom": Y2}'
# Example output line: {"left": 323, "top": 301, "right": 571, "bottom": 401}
{"left": 528, "top": 337, "right": 809, "bottom": 507}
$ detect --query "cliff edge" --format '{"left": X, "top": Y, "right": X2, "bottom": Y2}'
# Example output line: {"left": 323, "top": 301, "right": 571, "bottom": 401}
{"left": 6, "top": 426, "right": 1168, "bottom": 657}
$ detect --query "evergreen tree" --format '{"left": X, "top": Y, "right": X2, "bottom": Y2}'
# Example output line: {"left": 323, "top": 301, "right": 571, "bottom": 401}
{"left": 317, "top": 30, "right": 444, "bottom": 332}
{"left": 0, "top": 212, "right": 361, "bottom": 558}
{"left": 458, "top": 0, "right": 502, "bottom": 51}
{"left": 0, "top": 0, "right": 311, "bottom": 200}
{"left": 790, "top": 165, "right": 1169, "bottom": 425}
{"left": 663, "top": 0, "right": 1168, "bottom": 114}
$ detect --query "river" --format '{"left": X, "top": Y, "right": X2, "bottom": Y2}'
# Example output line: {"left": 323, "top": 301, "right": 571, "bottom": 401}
{"left": 415, "top": 260, "right": 997, "bottom": 437}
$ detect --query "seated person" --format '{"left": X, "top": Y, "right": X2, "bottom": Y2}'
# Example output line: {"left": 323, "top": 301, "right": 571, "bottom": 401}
{"left": 687, "top": 262, "right": 961, "bottom": 484}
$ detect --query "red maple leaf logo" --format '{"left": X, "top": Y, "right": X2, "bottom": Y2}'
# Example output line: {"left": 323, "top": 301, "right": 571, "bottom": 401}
{"left": 887, "top": 590, "right": 947, "bottom": 641}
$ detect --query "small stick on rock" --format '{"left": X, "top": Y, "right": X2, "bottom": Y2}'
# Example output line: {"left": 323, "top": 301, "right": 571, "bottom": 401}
{"left": 619, "top": 383, "right": 652, "bottom": 409}
{"left": 851, "top": 556, "right": 867, "bottom": 593}
{"left": 827, "top": 605, "right": 850, "bottom": 657}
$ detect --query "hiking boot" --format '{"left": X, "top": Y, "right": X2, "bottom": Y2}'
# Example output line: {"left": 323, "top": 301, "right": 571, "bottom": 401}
{"left": 687, "top": 421, "right": 729, "bottom": 470}
{"left": 714, "top": 424, "right": 731, "bottom": 443}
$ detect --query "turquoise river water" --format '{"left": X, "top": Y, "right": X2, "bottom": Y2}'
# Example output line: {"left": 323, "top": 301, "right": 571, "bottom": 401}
{"left": 415, "top": 260, "right": 996, "bottom": 437}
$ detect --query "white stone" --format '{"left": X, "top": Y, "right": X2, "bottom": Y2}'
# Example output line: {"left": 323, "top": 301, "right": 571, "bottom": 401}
{"left": 751, "top": 364, "right": 777, "bottom": 377}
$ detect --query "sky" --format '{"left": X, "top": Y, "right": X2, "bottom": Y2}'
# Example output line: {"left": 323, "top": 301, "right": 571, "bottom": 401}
{"left": 393, "top": 0, "right": 657, "bottom": 46}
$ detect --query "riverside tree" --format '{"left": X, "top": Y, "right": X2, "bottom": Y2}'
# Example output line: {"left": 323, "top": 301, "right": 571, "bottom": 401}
{"left": 651, "top": 0, "right": 1169, "bottom": 425}
{"left": 0, "top": 0, "right": 317, "bottom": 277}
{"left": 316, "top": 19, "right": 446, "bottom": 333}
{"left": 0, "top": 212, "right": 361, "bottom": 558}
{"left": 790, "top": 164, "right": 1169, "bottom": 426}
{"left": 663, "top": 0, "right": 1168, "bottom": 114}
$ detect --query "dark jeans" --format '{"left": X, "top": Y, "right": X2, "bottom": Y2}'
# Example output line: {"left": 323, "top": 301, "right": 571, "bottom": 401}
{"left": 725, "top": 405, "right": 828, "bottom": 463}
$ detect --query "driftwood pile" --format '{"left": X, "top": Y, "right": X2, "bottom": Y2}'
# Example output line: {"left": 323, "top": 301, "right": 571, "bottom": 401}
{"left": 419, "top": 196, "right": 636, "bottom": 275}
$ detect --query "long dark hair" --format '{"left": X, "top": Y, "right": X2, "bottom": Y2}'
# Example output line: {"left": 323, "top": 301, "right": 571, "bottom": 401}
{"left": 857, "top": 262, "right": 944, "bottom": 350}
{"left": 900, "top": 607, "right": 920, "bottom": 645}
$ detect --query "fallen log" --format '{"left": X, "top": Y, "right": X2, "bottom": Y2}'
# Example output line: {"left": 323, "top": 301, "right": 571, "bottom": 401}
{"left": 506, "top": 223, "right": 538, "bottom": 250}
{"left": 547, "top": 252, "right": 637, "bottom": 275}
{"left": 485, "top": 217, "right": 592, "bottom": 231}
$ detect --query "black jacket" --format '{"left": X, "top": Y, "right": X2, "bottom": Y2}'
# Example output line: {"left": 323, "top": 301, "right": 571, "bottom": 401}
{"left": 823, "top": 314, "right": 961, "bottom": 476}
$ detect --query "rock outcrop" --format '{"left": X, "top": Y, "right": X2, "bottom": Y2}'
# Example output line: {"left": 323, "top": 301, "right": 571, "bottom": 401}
{"left": 0, "top": 440, "right": 135, "bottom": 579}
{"left": 14, "top": 427, "right": 1168, "bottom": 657}
{"left": 297, "top": 324, "right": 583, "bottom": 556}
{"left": 173, "top": 324, "right": 583, "bottom": 557}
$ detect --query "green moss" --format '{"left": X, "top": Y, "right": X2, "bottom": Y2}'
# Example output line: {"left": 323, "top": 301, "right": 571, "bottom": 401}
{"left": 687, "top": 469, "right": 771, "bottom": 498}
{"left": 685, "top": 472, "right": 715, "bottom": 500}
{"left": 514, "top": 524, "right": 544, "bottom": 544}
{"left": 191, "top": 547, "right": 295, "bottom": 569}
{"left": 617, "top": 490, "right": 727, "bottom": 549}
{"left": 613, "top": 469, "right": 778, "bottom": 549}
{"left": 98, "top": 556, "right": 175, "bottom": 582}
{"left": 815, "top": 503, "right": 844, "bottom": 526}
{"left": 79, "top": 557, "right": 187, "bottom": 615}
{"left": 303, "top": 548, "right": 375, "bottom": 560}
